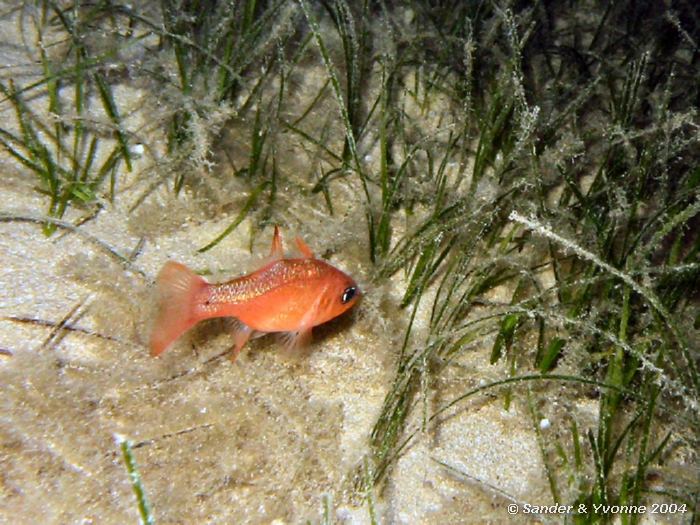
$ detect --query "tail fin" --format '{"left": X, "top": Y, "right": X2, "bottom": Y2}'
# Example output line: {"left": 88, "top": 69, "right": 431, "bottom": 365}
{"left": 149, "top": 262, "right": 207, "bottom": 357}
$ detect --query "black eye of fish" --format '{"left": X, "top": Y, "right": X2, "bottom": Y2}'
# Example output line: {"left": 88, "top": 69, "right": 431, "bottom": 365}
{"left": 341, "top": 286, "right": 356, "bottom": 304}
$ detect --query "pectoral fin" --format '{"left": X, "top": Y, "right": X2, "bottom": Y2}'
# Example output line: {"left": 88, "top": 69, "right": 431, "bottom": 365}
{"left": 277, "top": 282, "right": 326, "bottom": 353}
{"left": 278, "top": 328, "right": 313, "bottom": 352}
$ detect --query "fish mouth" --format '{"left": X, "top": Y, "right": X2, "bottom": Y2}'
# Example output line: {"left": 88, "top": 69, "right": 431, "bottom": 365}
{"left": 351, "top": 285, "right": 363, "bottom": 305}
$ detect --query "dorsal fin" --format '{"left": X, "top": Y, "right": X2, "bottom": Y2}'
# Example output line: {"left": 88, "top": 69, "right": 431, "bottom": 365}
{"left": 295, "top": 236, "right": 314, "bottom": 258}
{"left": 269, "top": 225, "right": 284, "bottom": 260}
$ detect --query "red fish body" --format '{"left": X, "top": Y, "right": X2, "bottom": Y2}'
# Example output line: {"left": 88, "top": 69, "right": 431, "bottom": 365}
{"left": 149, "top": 227, "right": 361, "bottom": 361}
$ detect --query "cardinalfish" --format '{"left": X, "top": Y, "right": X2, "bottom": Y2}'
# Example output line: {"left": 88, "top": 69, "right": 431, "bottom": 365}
{"left": 149, "top": 226, "right": 361, "bottom": 361}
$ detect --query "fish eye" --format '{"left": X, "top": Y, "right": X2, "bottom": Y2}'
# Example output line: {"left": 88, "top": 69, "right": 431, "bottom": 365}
{"left": 341, "top": 286, "right": 356, "bottom": 304}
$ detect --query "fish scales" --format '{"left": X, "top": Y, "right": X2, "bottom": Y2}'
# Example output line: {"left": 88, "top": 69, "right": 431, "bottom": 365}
{"left": 206, "top": 259, "right": 324, "bottom": 306}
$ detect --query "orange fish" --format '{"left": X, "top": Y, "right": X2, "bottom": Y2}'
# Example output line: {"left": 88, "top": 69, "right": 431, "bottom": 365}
{"left": 149, "top": 226, "right": 361, "bottom": 361}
